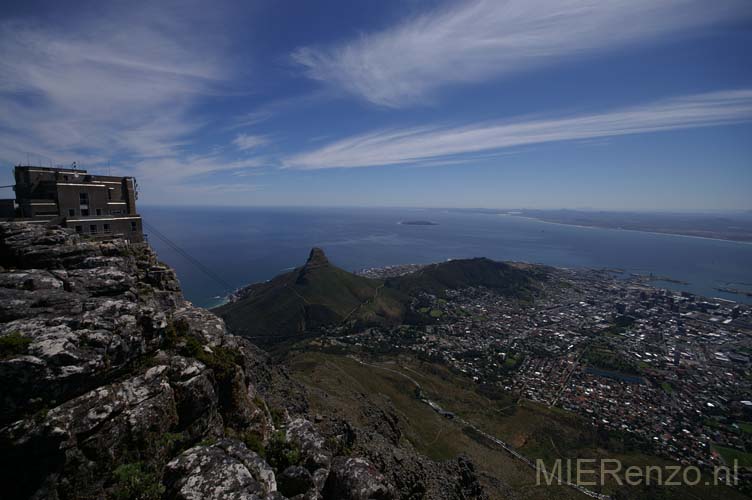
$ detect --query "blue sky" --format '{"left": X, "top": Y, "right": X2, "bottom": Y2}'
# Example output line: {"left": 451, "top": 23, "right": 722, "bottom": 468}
{"left": 1, "top": 0, "right": 751, "bottom": 210}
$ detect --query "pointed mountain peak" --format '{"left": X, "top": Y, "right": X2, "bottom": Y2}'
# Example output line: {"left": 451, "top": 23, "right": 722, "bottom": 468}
{"left": 305, "top": 247, "right": 330, "bottom": 268}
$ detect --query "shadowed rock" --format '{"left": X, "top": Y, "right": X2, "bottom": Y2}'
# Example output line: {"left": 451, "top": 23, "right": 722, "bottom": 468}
{"left": 305, "top": 247, "right": 330, "bottom": 268}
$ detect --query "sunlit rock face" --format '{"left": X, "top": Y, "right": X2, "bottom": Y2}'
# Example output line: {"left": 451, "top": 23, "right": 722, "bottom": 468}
{"left": 0, "top": 222, "right": 486, "bottom": 500}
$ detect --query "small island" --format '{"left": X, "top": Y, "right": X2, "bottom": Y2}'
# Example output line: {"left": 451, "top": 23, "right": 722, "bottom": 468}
{"left": 400, "top": 220, "right": 438, "bottom": 226}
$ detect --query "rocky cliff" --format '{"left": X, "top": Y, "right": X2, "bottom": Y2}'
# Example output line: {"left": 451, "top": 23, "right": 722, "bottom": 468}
{"left": 0, "top": 222, "right": 485, "bottom": 500}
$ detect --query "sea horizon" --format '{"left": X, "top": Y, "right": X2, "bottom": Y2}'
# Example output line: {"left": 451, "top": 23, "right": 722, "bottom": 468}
{"left": 140, "top": 205, "right": 752, "bottom": 308}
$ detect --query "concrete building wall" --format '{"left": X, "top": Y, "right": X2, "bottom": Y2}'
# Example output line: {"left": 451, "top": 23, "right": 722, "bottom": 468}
{"left": 11, "top": 166, "right": 144, "bottom": 242}
{"left": 68, "top": 216, "right": 142, "bottom": 240}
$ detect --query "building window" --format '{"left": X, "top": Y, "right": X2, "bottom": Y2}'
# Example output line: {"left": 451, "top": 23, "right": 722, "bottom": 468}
{"left": 130, "top": 221, "right": 137, "bottom": 231}
{"left": 63, "top": 175, "right": 69, "bottom": 181}
{"left": 75, "top": 225, "right": 83, "bottom": 233}
{"left": 111, "top": 209, "right": 122, "bottom": 215}
{"left": 103, "top": 223, "right": 111, "bottom": 234}
{"left": 79, "top": 192, "right": 89, "bottom": 217}
{"left": 108, "top": 189, "right": 113, "bottom": 200}
{"left": 95, "top": 208, "right": 102, "bottom": 216}
{"left": 68, "top": 208, "right": 76, "bottom": 216}
{"left": 89, "top": 224, "right": 98, "bottom": 234}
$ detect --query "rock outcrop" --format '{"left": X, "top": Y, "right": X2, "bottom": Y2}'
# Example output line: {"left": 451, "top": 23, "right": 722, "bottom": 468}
{"left": 0, "top": 222, "right": 485, "bottom": 499}
{"left": 304, "top": 247, "right": 330, "bottom": 269}
{"left": 164, "top": 439, "right": 277, "bottom": 499}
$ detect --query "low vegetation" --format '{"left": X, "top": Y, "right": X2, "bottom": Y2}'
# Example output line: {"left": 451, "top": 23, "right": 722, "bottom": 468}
{"left": 111, "top": 462, "right": 164, "bottom": 500}
{"left": 712, "top": 443, "right": 752, "bottom": 467}
{"left": 583, "top": 344, "right": 641, "bottom": 375}
{"left": 0, "top": 332, "right": 32, "bottom": 359}
{"left": 264, "top": 431, "right": 302, "bottom": 472}
{"left": 286, "top": 350, "right": 748, "bottom": 500}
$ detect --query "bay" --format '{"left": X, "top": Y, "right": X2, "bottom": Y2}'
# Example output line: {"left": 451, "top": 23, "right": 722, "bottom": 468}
{"left": 139, "top": 206, "right": 752, "bottom": 308}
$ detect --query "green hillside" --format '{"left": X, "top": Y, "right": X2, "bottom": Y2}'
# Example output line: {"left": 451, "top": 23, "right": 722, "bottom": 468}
{"left": 214, "top": 248, "right": 404, "bottom": 343}
{"left": 388, "top": 257, "right": 545, "bottom": 299}
{"left": 215, "top": 250, "right": 545, "bottom": 344}
{"left": 286, "top": 350, "right": 746, "bottom": 500}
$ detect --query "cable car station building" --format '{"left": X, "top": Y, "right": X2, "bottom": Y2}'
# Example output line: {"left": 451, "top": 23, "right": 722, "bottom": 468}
{"left": 1, "top": 166, "right": 144, "bottom": 242}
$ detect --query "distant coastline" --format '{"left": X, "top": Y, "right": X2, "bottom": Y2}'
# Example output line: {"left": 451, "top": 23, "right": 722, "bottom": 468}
{"left": 141, "top": 206, "right": 752, "bottom": 308}
{"left": 498, "top": 210, "right": 752, "bottom": 244}
{"left": 516, "top": 215, "right": 752, "bottom": 245}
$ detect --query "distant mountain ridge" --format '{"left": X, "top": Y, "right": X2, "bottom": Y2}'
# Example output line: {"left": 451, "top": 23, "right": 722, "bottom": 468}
{"left": 215, "top": 249, "right": 544, "bottom": 344}
{"left": 387, "top": 257, "right": 545, "bottom": 299}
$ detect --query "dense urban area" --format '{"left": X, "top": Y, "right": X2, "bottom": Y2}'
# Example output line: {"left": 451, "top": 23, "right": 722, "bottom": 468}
{"left": 345, "top": 264, "right": 752, "bottom": 479}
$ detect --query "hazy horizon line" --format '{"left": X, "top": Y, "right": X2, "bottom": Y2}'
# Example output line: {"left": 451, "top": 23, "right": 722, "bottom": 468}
{"left": 138, "top": 203, "right": 752, "bottom": 214}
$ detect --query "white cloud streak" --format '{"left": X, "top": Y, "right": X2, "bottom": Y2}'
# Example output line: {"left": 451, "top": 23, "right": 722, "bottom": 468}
{"left": 133, "top": 155, "right": 265, "bottom": 184}
{"left": 293, "top": 0, "right": 752, "bottom": 107}
{"left": 283, "top": 89, "right": 752, "bottom": 169}
{"left": 138, "top": 180, "right": 262, "bottom": 206}
{"left": 233, "top": 134, "right": 269, "bottom": 151}
{"left": 0, "top": 2, "right": 264, "bottom": 186}
{"left": 0, "top": 17, "right": 216, "bottom": 155}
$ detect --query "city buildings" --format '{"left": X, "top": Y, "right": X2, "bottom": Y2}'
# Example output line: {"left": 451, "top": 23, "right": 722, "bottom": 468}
{"left": 338, "top": 265, "right": 752, "bottom": 473}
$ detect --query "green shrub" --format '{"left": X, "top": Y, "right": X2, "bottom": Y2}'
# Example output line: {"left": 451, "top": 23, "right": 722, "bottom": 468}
{"left": 0, "top": 332, "right": 32, "bottom": 359}
{"left": 159, "top": 432, "right": 185, "bottom": 454}
{"left": 111, "top": 462, "right": 164, "bottom": 500}
{"left": 325, "top": 435, "right": 352, "bottom": 456}
{"left": 32, "top": 407, "right": 49, "bottom": 424}
{"left": 197, "top": 436, "right": 217, "bottom": 447}
{"left": 269, "top": 407, "right": 285, "bottom": 428}
{"left": 265, "top": 431, "right": 301, "bottom": 472}
{"left": 241, "top": 430, "right": 266, "bottom": 456}
{"left": 164, "top": 319, "right": 243, "bottom": 384}
{"left": 185, "top": 340, "right": 242, "bottom": 384}
{"left": 162, "top": 319, "right": 190, "bottom": 349}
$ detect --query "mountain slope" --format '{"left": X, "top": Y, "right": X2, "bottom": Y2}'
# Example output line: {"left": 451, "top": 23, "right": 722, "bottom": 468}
{"left": 214, "top": 248, "right": 405, "bottom": 342}
{"left": 216, "top": 251, "right": 547, "bottom": 344}
{"left": 388, "top": 257, "right": 545, "bottom": 299}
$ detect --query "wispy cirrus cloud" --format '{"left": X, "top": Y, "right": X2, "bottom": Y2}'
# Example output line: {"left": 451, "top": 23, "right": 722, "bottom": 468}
{"left": 0, "top": 1, "right": 265, "bottom": 186}
{"left": 0, "top": 14, "right": 216, "bottom": 156}
{"left": 138, "top": 180, "right": 262, "bottom": 206}
{"left": 133, "top": 155, "right": 266, "bottom": 184}
{"left": 233, "top": 134, "right": 270, "bottom": 151}
{"left": 283, "top": 89, "right": 752, "bottom": 169}
{"left": 293, "top": 0, "right": 752, "bottom": 107}
{"left": 131, "top": 152, "right": 267, "bottom": 203}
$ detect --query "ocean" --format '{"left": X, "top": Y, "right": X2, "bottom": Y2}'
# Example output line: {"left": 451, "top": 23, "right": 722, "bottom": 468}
{"left": 139, "top": 206, "right": 752, "bottom": 308}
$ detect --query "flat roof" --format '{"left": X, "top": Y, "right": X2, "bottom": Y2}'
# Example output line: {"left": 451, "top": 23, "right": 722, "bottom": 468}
{"left": 14, "top": 166, "right": 134, "bottom": 182}
{"left": 15, "top": 166, "right": 86, "bottom": 174}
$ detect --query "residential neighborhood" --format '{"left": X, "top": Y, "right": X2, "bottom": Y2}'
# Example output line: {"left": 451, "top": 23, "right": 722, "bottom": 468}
{"left": 338, "top": 265, "right": 752, "bottom": 473}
